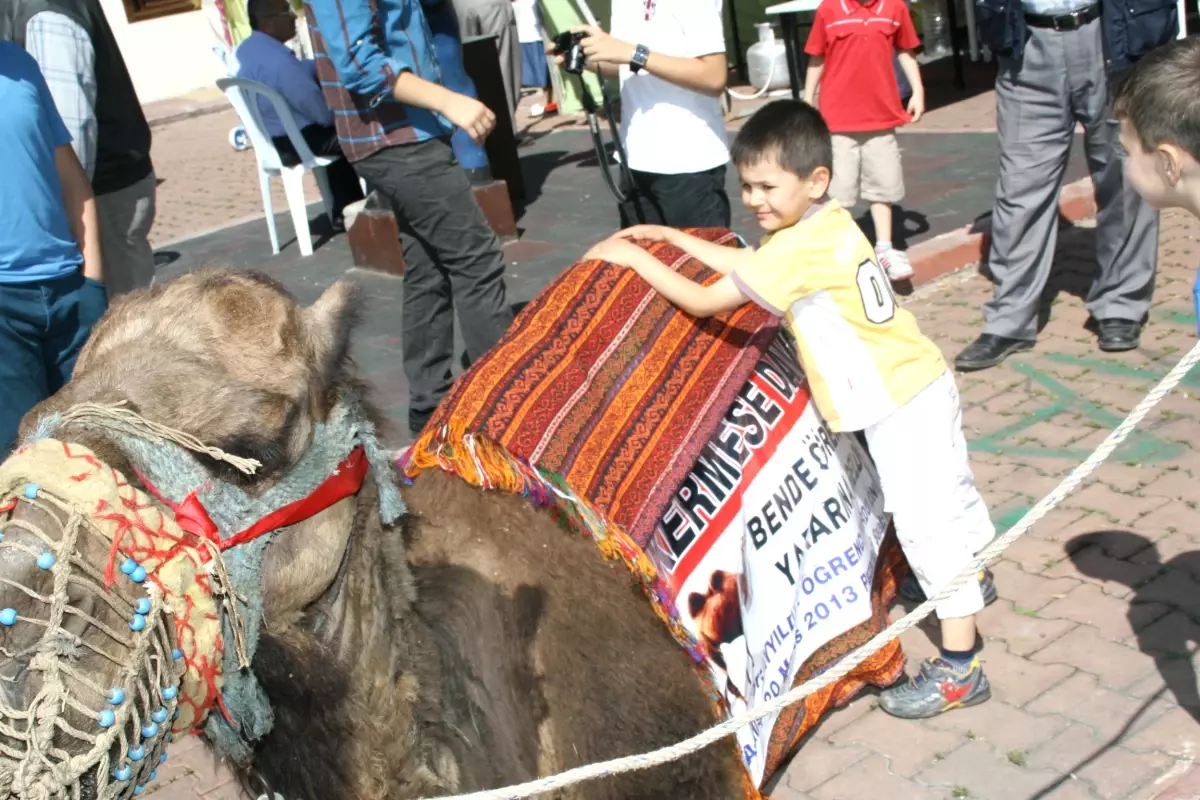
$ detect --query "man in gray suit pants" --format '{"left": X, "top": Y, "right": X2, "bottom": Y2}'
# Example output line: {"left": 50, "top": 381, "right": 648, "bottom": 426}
{"left": 955, "top": 0, "right": 1178, "bottom": 371}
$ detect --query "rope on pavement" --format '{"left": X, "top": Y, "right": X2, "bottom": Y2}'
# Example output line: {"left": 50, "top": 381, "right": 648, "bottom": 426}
{"left": 421, "top": 338, "right": 1200, "bottom": 800}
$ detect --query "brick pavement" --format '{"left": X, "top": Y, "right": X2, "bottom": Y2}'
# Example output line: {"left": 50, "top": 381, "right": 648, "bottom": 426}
{"left": 148, "top": 108, "right": 321, "bottom": 247}
{"left": 144, "top": 57, "right": 1002, "bottom": 247}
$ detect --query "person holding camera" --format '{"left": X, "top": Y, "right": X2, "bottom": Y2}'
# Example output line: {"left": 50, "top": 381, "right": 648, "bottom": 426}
{"left": 560, "top": 0, "right": 731, "bottom": 230}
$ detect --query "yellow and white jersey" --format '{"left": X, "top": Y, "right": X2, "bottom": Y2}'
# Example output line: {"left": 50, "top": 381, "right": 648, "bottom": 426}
{"left": 732, "top": 200, "right": 947, "bottom": 432}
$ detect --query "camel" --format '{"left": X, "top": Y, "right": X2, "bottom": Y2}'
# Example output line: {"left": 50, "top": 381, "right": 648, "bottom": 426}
{"left": 0, "top": 269, "right": 746, "bottom": 800}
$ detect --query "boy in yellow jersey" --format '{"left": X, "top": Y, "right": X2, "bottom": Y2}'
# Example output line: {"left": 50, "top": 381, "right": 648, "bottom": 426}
{"left": 585, "top": 98, "right": 996, "bottom": 719}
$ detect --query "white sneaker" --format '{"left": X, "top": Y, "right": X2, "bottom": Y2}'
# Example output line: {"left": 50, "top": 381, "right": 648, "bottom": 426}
{"left": 877, "top": 247, "right": 914, "bottom": 281}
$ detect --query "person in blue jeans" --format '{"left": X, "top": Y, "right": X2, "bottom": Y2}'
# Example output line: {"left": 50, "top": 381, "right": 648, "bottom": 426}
{"left": 0, "top": 40, "right": 107, "bottom": 453}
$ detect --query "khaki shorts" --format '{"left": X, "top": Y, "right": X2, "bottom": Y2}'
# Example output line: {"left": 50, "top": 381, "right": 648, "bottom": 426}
{"left": 829, "top": 131, "right": 905, "bottom": 207}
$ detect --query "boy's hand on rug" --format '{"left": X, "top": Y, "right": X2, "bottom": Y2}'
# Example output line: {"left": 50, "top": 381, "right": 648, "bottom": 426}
{"left": 616, "top": 225, "right": 674, "bottom": 243}
{"left": 585, "top": 237, "right": 649, "bottom": 269}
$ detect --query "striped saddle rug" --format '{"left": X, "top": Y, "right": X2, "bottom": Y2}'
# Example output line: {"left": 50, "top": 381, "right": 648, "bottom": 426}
{"left": 398, "top": 229, "right": 905, "bottom": 789}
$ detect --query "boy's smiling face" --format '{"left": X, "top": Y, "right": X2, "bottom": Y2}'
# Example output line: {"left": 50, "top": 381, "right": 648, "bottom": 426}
{"left": 738, "top": 156, "right": 831, "bottom": 232}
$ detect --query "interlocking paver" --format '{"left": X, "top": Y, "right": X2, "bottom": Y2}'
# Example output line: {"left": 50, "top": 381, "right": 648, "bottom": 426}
{"left": 977, "top": 598, "right": 1080, "bottom": 656}
{"left": 807, "top": 754, "right": 947, "bottom": 799}
{"left": 988, "top": 560, "right": 1081, "bottom": 610}
{"left": 769, "top": 738, "right": 870, "bottom": 793}
{"left": 1027, "top": 671, "right": 1170, "bottom": 741}
{"left": 1056, "top": 543, "right": 1167, "bottom": 599}
{"left": 1032, "top": 625, "right": 1161, "bottom": 691}
{"left": 915, "top": 739, "right": 1065, "bottom": 799}
{"left": 1122, "top": 706, "right": 1200, "bottom": 758}
{"left": 149, "top": 108, "right": 320, "bottom": 247}
{"left": 1074, "top": 744, "right": 1175, "bottom": 800}
{"left": 1024, "top": 723, "right": 1180, "bottom": 799}
{"left": 828, "top": 705, "right": 966, "bottom": 778}
{"left": 920, "top": 698, "right": 1069, "bottom": 755}
{"left": 1040, "top": 583, "right": 1171, "bottom": 641}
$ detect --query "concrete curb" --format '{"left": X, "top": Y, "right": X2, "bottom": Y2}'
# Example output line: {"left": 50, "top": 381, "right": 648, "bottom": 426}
{"left": 151, "top": 178, "right": 1100, "bottom": 285}
{"left": 145, "top": 97, "right": 229, "bottom": 130}
{"left": 906, "top": 177, "right": 1098, "bottom": 286}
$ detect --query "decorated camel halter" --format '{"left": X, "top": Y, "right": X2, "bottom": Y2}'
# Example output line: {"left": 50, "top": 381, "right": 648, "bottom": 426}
{"left": 0, "top": 396, "right": 403, "bottom": 799}
{"left": 0, "top": 438, "right": 223, "bottom": 799}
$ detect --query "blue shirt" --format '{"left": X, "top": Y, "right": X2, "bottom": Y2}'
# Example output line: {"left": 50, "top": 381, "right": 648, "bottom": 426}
{"left": 0, "top": 41, "right": 82, "bottom": 284}
{"left": 304, "top": 0, "right": 450, "bottom": 161}
{"left": 1193, "top": 271, "right": 1199, "bottom": 336}
{"left": 234, "top": 31, "right": 333, "bottom": 139}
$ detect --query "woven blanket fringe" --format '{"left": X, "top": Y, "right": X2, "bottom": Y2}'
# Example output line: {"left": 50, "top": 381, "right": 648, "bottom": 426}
{"left": 401, "top": 422, "right": 716, "bottom": 676}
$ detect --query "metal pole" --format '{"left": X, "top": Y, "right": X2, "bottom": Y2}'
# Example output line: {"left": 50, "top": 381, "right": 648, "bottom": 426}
{"left": 572, "top": 0, "right": 600, "bottom": 27}
{"left": 728, "top": 0, "right": 748, "bottom": 84}
{"left": 780, "top": 12, "right": 802, "bottom": 100}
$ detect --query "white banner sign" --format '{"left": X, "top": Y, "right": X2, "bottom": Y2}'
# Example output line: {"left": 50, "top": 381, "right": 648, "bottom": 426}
{"left": 648, "top": 332, "right": 890, "bottom": 786}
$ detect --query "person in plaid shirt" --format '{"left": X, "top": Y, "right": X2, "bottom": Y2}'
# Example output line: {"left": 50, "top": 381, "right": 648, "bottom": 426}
{"left": 305, "top": 0, "right": 515, "bottom": 435}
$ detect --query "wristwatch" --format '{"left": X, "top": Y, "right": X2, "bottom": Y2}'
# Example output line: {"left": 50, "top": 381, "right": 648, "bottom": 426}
{"left": 630, "top": 44, "right": 650, "bottom": 74}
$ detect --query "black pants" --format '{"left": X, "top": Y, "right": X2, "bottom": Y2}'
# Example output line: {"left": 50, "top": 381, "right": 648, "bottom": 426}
{"left": 272, "top": 124, "right": 364, "bottom": 224}
{"left": 617, "top": 163, "right": 732, "bottom": 230}
{"left": 353, "top": 137, "right": 514, "bottom": 431}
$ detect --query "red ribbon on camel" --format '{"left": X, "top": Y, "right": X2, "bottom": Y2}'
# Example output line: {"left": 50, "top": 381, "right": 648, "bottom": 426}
{"left": 141, "top": 446, "right": 369, "bottom": 555}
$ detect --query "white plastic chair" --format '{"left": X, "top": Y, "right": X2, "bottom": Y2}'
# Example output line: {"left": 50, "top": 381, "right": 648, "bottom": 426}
{"left": 216, "top": 76, "right": 339, "bottom": 257}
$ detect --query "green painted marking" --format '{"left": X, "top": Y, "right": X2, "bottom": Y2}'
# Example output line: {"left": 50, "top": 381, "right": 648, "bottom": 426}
{"left": 969, "top": 361, "right": 1183, "bottom": 464}
{"left": 992, "top": 504, "right": 1032, "bottom": 533}
{"left": 1043, "top": 352, "right": 1200, "bottom": 388}
{"left": 1154, "top": 309, "right": 1197, "bottom": 327}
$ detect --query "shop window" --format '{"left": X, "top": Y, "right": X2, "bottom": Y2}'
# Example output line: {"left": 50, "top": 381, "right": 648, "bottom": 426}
{"left": 121, "top": 0, "right": 196, "bottom": 23}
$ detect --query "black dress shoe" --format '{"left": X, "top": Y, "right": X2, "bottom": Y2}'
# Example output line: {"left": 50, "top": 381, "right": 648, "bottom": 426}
{"left": 954, "top": 334, "right": 1035, "bottom": 372}
{"left": 1095, "top": 318, "right": 1142, "bottom": 352}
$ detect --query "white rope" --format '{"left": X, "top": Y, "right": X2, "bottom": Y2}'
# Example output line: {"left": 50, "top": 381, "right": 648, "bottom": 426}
{"left": 423, "top": 338, "right": 1200, "bottom": 800}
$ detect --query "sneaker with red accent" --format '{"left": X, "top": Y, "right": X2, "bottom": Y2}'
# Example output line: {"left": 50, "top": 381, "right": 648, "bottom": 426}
{"left": 877, "top": 246, "right": 914, "bottom": 281}
{"left": 879, "top": 655, "right": 991, "bottom": 719}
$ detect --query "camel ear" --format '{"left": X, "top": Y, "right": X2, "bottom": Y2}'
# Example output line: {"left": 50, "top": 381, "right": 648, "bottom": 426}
{"left": 303, "top": 280, "right": 360, "bottom": 385}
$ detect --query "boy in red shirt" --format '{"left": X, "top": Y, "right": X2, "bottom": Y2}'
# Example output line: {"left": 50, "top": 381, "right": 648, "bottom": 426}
{"left": 803, "top": 0, "right": 925, "bottom": 281}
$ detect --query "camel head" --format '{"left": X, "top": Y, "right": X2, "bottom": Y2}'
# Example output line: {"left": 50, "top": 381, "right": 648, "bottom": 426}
{"left": 0, "top": 269, "right": 379, "bottom": 799}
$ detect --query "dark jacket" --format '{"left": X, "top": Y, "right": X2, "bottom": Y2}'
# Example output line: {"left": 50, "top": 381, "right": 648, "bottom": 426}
{"left": 0, "top": 0, "right": 153, "bottom": 196}
{"left": 975, "top": 0, "right": 1178, "bottom": 71}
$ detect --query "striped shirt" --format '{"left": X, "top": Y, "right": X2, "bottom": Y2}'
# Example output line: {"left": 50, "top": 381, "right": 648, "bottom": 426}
{"left": 303, "top": 0, "right": 452, "bottom": 163}
{"left": 25, "top": 11, "right": 98, "bottom": 179}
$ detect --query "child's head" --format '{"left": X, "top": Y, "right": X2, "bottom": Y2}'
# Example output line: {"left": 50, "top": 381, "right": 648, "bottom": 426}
{"left": 1112, "top": 37, "right": 1200, "bottom": 214}
{"left": 731, "top": 100, "right": 833, "bottom": 232}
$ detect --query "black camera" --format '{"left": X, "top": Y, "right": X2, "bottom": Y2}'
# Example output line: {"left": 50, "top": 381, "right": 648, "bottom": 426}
{"left": 552, "top": 30, "right": 587, "bottom": 75}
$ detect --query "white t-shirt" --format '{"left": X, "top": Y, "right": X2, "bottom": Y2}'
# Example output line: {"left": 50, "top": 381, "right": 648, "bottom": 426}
{"left": 610, "top": 0, "right": 730, "bottom": 175}
{"left": 513, "top": 0, "right": 544, "bottom": 44}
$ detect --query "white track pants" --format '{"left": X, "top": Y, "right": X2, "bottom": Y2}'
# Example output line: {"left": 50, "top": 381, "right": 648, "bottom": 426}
{"left": 864, "top": 370, "right": 995, "bottom": 620}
